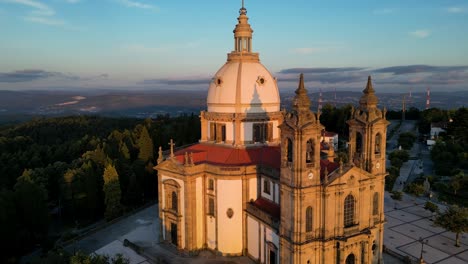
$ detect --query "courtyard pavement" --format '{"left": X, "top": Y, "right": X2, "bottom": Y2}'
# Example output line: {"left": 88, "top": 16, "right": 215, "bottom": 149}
{"left": 384, "top": 192, "right": 468, "bottom": 264}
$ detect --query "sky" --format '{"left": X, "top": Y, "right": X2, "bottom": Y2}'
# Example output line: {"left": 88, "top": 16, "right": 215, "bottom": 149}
{"left": 0, "top": 0, "right": 468, "bottom": 92}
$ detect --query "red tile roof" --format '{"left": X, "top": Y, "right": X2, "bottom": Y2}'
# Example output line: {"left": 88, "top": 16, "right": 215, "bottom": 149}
{"left": 322, "top": 130, "right": 338, "bottom": 137}
{"left": 252, "top": 197, "right": 280, "bottom": 219}
{"left": 320, "top": 159, "right": 340, "bottom": 180}
{"left": 173, "top": 143, "right": 281, "bottom": 168}
{"left": 173, "top": 143, "right": 339, "bottom": 178}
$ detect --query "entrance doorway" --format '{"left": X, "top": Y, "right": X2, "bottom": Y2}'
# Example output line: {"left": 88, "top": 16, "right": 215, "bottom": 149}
{"left": 269, "top": 249, "right": 276, "bottom": 264}
{"left": 170, "top": 222, "right": 178, "bottom": 246}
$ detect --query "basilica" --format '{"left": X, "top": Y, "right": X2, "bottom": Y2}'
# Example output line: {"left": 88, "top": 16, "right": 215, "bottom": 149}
{"left": 155, "top": 4, "right": 388, "bottom": 264}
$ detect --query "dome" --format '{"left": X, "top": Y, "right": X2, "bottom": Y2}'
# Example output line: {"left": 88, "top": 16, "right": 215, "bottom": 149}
{"left": 207, "top": 61, "right": 280, "bottom": 113}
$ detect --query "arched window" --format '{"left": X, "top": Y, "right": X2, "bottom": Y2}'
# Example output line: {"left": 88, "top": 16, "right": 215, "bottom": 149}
{"left": 306, "top": 206, "right": 313, "bottom": 232}
{"left": 356, "top": 132, "right": 362, "bottom": 155}
{"left": 375, "top": 133, "right": 382, "bottom": 154}
{"left": 171, "top": 191, "right": 178, "bottom": 212}
{"left": 306, "top": 139, "right": 314, "bottom": 163}
{"left": 287, "top": 138, "right": 293, "bottom": 162}
{"left": 344, "top": 194, "right": 355, "bottom": 227}
{"left": 373, "top": 192, "right": 379, "bottom": 215}
{"left": 345, "top": 253, "right": 355, "bottom": 264}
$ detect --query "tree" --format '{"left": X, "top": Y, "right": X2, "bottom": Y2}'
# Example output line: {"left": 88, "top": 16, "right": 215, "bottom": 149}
{"left": 404, "top": 183, "right": 425, "bottom": 196}
{"left": 103, "top": 164, "right": 122, "bottom": 220}
{"left": 434, "top": 205, "right": 468, "bottom": 247}
{"left": 137, "top": 126, "right": 153, "bottom": 162}
{"left": 0, "top": 189, "right": 17, "bottom": 262}
{"left": 390, "top": 191, "right": 403, "bottom": 209}
{"left": 450, "top": 172, "right": 465, "bottom": 195}
{"left": 398, "top": 132, "right": 417, "bottom": 150}
{"left": 424, "top": 201, "right": 439, "bottom": 214}
{"left": 13, "top": 176, "right": 49, "bottom": 254}
{"left": 70, "top": 251, "right": 129, "bottom": 264}
{"left": 390, "top": 191, "right": 403, "bottom": 201}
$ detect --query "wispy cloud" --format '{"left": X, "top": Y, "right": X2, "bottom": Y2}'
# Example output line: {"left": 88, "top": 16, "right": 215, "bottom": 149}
{"left": 121, "top": 44, "right": 167, "bottom": 53}
{"left": 290, "top": 44, "right": 343, "bottom": 55}
{"left": 374, "top": 65, "right": 468, "bottom": 75}
{"left": 279, "top": 68, "right": 365, "bottom": 74}
{"left": 2, "top": 0, "right": 82, "bottom": 28}
{"left": 117, "top": 0, "right": 158, "bottom": 10}
{"left": 24, "top": 15, "right": 64, "bottom": 26}
{"left": 3, "top": 0, "right": 54, "bottom": 16}
{"left": 409, "top": 30, "right": 431, "bottom": 38}
{"left": 372, "top": 8, "right": 396, "bottom": 15}
{"left": 0, "top": 69, "right": 79, "bottom": 83}
{"left": 64, "top": 0, "right": 81, "bottom": 3}
{"left": 275, "top": 65, "right": 468, "bottom": 88}
{"left": 290, "top": 47, "right": 325, "bottom": 55}
{"left": 447, "top": 7, "right": 466, "bottom": 13}
{"left": 139, "top": 78, "right": 211, "bottom": 86}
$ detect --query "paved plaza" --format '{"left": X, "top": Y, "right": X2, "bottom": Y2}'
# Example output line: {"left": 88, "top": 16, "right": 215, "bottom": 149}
{"left": 384, "top": 192, "right": 468, "bottom": 263}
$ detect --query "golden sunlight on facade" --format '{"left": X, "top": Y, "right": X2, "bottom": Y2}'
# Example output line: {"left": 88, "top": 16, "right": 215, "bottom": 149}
{"left": 155, "top": 3, "right": 388, "bottom": 264}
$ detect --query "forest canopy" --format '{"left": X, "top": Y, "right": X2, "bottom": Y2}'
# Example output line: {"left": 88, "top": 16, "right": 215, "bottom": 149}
{"left": 0, "top": 114, "right": 200, "bottom": 262}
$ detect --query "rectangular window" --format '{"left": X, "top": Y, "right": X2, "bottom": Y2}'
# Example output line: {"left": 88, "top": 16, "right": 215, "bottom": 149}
{"left": 208, "top": 179, "right": 214, "bottom": 191}
{"left": 267, "top": 122, "right": 273, "bottom": 142}
{"left": 208, "top": 198, "right": 215, "bottom": 216}
{"left": 210, "top": 123, "right": 216, "bottom": 141}
{"left": 216, "top": 124, "right": 226, "bottom": 142}
{"left": 263, "top": 179, "right": 271, "bottom": 195}
{"left": 253, "top": 123, "right": 270, "bottom": 143}
{"left": 210, "top": 123, "right": 226, "bottom": 142}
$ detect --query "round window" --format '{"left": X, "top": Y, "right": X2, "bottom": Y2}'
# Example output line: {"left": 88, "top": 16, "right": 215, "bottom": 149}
{"left": 257, "top": 76, "right": 266, "bottom": 86}
{"left": 214, "top": 77, "right": 223, "bottom": 86}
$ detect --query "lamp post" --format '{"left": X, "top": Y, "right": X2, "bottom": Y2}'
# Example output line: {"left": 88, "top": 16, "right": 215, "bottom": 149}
{"left": 419, "top": 237, "right": 428, "bottom": 264}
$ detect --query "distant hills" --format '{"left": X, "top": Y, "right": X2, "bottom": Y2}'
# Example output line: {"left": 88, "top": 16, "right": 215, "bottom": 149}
{"left": 0, "top": 89, "right": 466, "bottom": 123}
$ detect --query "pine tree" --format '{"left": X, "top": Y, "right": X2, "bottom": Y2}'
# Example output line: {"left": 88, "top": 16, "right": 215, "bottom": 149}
{"left": 137, "top": 126, "right": 153, "bottom": 162}
{"left": 103, "top": 164, "right": 122, "bottom": 220}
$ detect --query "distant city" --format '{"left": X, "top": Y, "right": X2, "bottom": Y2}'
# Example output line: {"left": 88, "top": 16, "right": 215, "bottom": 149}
{"left": 0, "top": 89, "right": 466, "bottom": 123}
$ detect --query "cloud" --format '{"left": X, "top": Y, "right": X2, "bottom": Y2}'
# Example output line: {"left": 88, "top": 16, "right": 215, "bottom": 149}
{"left": 117, "top": 0, "right": 158, "bottom": 10}
{"left": 279, "top": 67, "right": 365, "bottom": 74}
{"left": 275, "top": 65, "right": 468, "bottom": 88}
{"left": 0, "top": 69, "right": 79, "bottom": 83}
{"left": 3, "top": 0, "right": 54, "bottom": 16}
{"left": 139, "top": 78, "right": 211, "bottom": 86}
{"left": 64, "top": 0, "right": 81, "bottom": 3}
{"left": 372, "top": 8, "right": 395, "bottom": 15}
{"left": 290, "top": 47, "right": 324, "bottom": 55}
{"left": 374, "top": 65, "right": 468, "bottom": 75}
{"left": 447, "top": 7, "right": 465, "bottom": 13}
{"left": 409, "top": 30, "right": 431, "bottom": 38}
{"left": 2, "top": 0, "right": 81, "bottom": 28}
{"left": 24, "top": 15, "right": 64, "bottom": 26}
{"left": 121, "top": 44, "right": 166, "bottom": 53}
{"left": 278, "top": 73, "right": 367, "bottom": 84}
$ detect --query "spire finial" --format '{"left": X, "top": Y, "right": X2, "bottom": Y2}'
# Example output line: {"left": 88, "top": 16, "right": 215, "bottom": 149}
{"left": 240, "top": 0, "right": 247, "bottom": 15}
{"left": 364, "top": 75, "right": 375, "bottom": 94}
{"left": 297, "top": 73, "right": 305, "bottom": 93}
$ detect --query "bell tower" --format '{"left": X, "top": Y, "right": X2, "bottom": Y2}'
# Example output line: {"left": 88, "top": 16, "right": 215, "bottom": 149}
{"left": 279, "top": 74, "right": 324, "bottom": 263}
{"left": 347, "top": 76, "right": 389, "bottom": 176}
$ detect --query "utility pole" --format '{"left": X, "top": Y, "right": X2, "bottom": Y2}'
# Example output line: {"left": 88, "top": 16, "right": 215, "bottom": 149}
{"left": 402, "top": 95, "right": 406, "bottom": 121}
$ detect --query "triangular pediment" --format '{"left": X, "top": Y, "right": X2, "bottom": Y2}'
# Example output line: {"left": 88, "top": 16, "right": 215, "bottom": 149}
{"left": 327, "top": 165, "right": 374, "bottom": 186}
{"left": 154, "top": 158, "right": 185, "bottom": 174}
